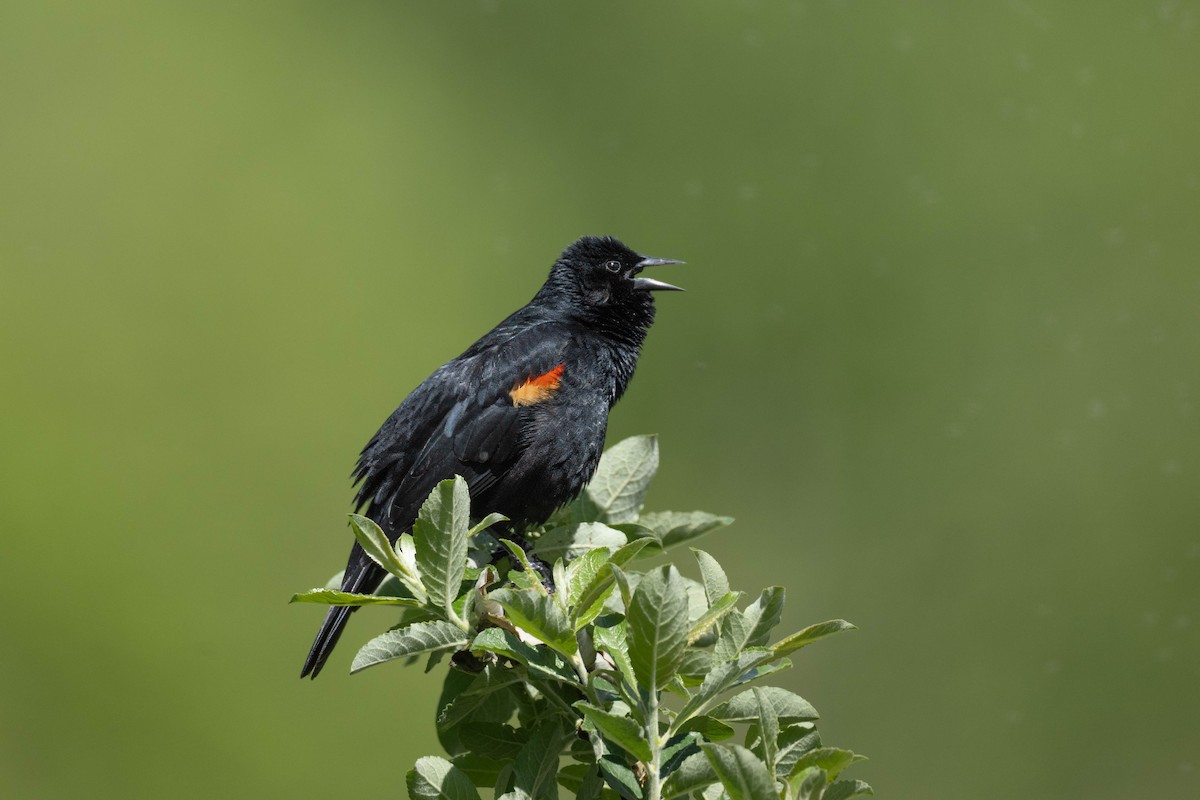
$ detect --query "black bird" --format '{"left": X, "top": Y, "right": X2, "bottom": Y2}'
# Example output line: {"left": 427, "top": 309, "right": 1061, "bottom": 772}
{"left": 301, "top": 236, "right": 682, "bottom": 678}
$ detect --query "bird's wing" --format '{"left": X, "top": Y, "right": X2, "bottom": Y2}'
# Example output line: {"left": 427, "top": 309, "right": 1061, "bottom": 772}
{"left": 351, "top": 321, "right": 570, "bottom": 532}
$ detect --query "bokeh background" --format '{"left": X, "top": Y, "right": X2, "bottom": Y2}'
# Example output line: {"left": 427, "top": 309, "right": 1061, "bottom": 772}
{"left": 3, "top": 1, "right": 1198, "bottom": 797}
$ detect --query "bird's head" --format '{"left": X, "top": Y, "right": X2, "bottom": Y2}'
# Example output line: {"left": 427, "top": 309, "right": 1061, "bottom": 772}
{"left": 544, "top": 236, "right": 684, "bottom": 319}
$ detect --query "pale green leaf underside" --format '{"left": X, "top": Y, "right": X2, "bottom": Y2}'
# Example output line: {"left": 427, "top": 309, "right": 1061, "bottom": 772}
{"left": 290, "top": 588, "right": 420, "bottom": 607}
{"left": 573, "top": 434, "right": 658, "bottom": 523}
{"left": 413, "top": 477, "right": 472, "bottom": 618}
{"left": 576, "top": 702, "right": 653, "bottom": 763}
{"left": 626, "top": 565, "right": 689, "bottom": 691}
{"left": 407, "top": 756, "right": 482, "bottom": 800}
{"left": 352, "top": 620, "right": 467, "bottom": 673}
{"left": 771, "top": 619, "right": 858, "bottom": 657}
{"left": 702, "top": 743, "right": 779, "bottom": 800}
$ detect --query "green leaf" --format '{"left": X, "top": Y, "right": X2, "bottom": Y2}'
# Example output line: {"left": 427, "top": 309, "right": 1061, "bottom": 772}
{"left": 683, "top": 576, "right": 712, "bottom": 624}
{"left": 676, "top": 650, "right": 714, "bottom": 686}
{"left": 790, "top": 767, "right": 827, "bottom": 800}
{"left": 676, "top": 715, "right": 736, "bottom": 741}
{"left": 436, "top": 667, "right": 522, "bottom": 754}
{"left": 406, "top": 756, "right": 482, "bottom": 800}
{"left": 348, "top": 514, "right": 427, "bottom": 602}
{"left": 498, "top": 538, "right": 547, "bottom": 593}
{"left": 468, "top": 530, "right": 502, "bottom": 570}
{"left": 552, "top": 559, "right": 569, "bottom": 610}
{"left": 701, "top": 744, "right": 779, "bottom": 800}
{"left": 572, "top": 434, "right": 659, "bottom": 523}
{"left": 608, "top": 564, "right": 635, "bottom": 613}
{"left": 773, "top": 723, "right": 820, "bottom": 779}
{"left": 635, "top": 511, "right": 734, "bottom": 549}
{"left": 567, "top": 547, "right": 613, "bottom": 607}
{"left": 608, "top": 537, "right": 657, "bottom": 568}
{"left": 598, "top": 755, "right": 643, "bottom": 800}
{"left": 661, "top": 732, "right": 704, "bottom": 774}
{"left": 789, "top": 749, "right": 865, "bottom": 784}
{"left": 469, "top": 627, "right": 577, "bottom": 683}
{"left": 508, "top": 571, "right": 543, "bottom": 593}
{"left": 433, "top": 667, "right": 478, "bottom": 755}
{"left": 572, "top": 538, "right": 654, "bottom": 630}
{"left": 688, "top": 591, "right": 742, "bottom": 644}
{"left": 351, "top": 620, "right": 467, "bottom": 673}
{"left": 692, "top": 549, "right": 731, "bottom": 606}
{"left": 606, "top": 522, "right": 665, "bottom": 556}
{"left": 664, "top": 675, "right": 690, "bottom": 699}
{"left": 771, "top": 620, "right": 857, "bottom": 658}
{"left": 712, "top": 588, "right": 783, "bottom": 662}
{"left": 450, "top": 754, "right": 507, "bottom": 789}
{"left": 732, "top": 658, "right": 792, "bottom": 689}
{"left": 375, "top": 573, "right": 420, "bottom": 599}
{"left": 468, "top": 512, "right": 509, "bottom": 537}
{"left": 714, "top": 613, "right": 750, "bottom": 662}
{"left": 752, "top": 688, "right": 780, "bottom": 776}
{"left": 556, "top": 764, "right": 591, "bottom": 796}
{"left": 567, "top": 735, "right": 597, "bottom": 765}
{"left": 413, "top": 477, "right": 472, "bottom": 621}
{"left": 626, "top": 565, "right": 689, "bottom": 692}
{"left": 822, "top": 779, "right": 873, "bottom": 800}
{"left": 574, "top": 586, "right": 618, "bottom": 633}
{"left": 536, "top": 522, "right": 628, "bottom": 563}
{"left": 493, "top": 764, "right": 516, "bottom": 800}
{"left": 458, "top": 723, "right": 528, "bottom": 761}
{"left": 396, "top": 533, "right": 424, "bottom": 588}
{"left": 512, "top": 719, "right": 566, "bottom": 800}
{"left": 489, "top": 588, "right": 576, "bottom": 656}
{"left": 446, "top": 695, "right": 516, "bottom": 762}
{"left": 711, "top": 686, "right": 819, "bottom": 724}
{"left": 661, "top": 751, "right": 717, "bottom": 799}
{"left": 742, "top": 587, "right": 785, "bottom": 648}
{"left": 288, "top": 588, "right": 421, "bottom": 607}
{"left": 593, "top": 619, "right": 638, "bottom": 695}
{"left": 674, "top": 650, "right": 777, "bottom": 728}
{"left": 575, "top": 764, "right": 606, "bottom": 800}
{"left": 577, "top": 702, "right": 653, "bottom": 763}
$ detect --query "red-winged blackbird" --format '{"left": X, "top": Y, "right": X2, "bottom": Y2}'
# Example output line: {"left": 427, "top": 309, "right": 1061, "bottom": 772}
{"left": 301, "top": 236, "right": 682, "bottom": 678}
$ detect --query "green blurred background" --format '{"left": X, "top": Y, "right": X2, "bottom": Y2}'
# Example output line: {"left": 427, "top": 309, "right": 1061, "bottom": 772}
{"left": 3, "top": 1, "right": 1197, "bottom": 797}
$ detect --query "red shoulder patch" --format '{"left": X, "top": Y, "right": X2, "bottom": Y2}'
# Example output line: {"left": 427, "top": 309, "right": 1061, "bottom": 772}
{"left": 509, "top": 364, "right": 565, "bottom": 407}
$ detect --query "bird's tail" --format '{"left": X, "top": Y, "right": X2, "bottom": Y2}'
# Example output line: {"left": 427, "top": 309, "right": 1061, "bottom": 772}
{"left": 300, "top": 605, "right": 353, "bottom": 679}
{"left": 300, "top": 548, "right": 384, "bottom": 679}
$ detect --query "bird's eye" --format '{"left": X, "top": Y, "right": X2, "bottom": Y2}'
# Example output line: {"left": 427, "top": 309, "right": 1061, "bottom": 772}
{"left": 604, "top": 260, "right": 621, "bottom": 273}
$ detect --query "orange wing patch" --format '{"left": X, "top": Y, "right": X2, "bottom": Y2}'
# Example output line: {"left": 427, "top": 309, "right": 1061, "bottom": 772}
{"left": 510, "top": 364, "right": 565, "bottom": 407}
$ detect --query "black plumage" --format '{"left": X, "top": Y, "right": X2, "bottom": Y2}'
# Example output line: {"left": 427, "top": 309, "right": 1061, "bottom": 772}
{"left": 301, "top": 235, "right": 682, "bottom": 678}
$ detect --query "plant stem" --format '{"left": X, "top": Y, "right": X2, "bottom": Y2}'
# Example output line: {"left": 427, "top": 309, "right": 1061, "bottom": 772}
{"left": 573, "top": 658, "right": 605, "bottom": 707}
{"left": 645, "top": 690, "right": 662, "bottom": 800}
{"left": 572, "top": 655, "right": 591, "bottom": 687}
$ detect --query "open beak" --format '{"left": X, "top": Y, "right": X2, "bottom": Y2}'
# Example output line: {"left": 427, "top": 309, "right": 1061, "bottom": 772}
{"left": 633, "top": 256, "right": 685, "bottom": 292}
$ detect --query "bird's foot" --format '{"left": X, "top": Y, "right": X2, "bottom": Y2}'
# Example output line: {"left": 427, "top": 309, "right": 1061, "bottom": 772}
{"left": 529, "top": 554, "right": 555, "bottom": 593}
{"left": 490, "top": 533, "right": 556, "bottom": 593}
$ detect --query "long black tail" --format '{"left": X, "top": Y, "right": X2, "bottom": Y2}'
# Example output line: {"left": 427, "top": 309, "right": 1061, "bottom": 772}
{"left": 300, "top": 546, "right": 384, "bottom": 678}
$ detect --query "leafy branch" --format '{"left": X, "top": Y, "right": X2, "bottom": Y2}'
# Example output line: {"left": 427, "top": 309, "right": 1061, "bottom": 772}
{"left": 293, "top": 436, "right": 871, "bottom": 800}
